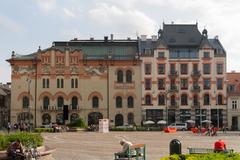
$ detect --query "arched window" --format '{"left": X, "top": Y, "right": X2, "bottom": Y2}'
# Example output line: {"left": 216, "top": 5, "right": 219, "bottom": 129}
{"left": 42, "top": 113, "right": 51, "bottom": 125}
{"left": 170, "top": 95, "right": 176, "bottom": 106}
{"left": 115, "top": 114, "right": 124, "bottom": 126}
{"left": 145, "top": 95, "right": 151, "bottom": 105}
{"left": 57, "top": 96, "right": 64, "bottom": 108}
{"left": 70, "top": 113, "right": 79, "bottom": 122}
{"left": 158, "top": 95, "right": 165, "bottom": 105}
{"left": 127, "top": 113, "right": 134, "bottom": 125}
{"left": 56, "top": 113, "right": 63, "bottom": 125}
{"left": 71, "top": 96, "right": 78, "bottom": 110}
{"left": 43, "top": 96, "right": 49, "bottom": 110}
{"left": 181, "top": 94, "right": 188, "bottom": 105}
{"left": 116, "top": 96, "right": 122, "bottom": 108}
{"left": 127, "top": 96, "right": 134, "bottom": 108}
{"left": 126, "top": 70, "right": 132, "bottom": 83}
{"left": 117, "top": 70, "right": 123, "bottom": 83}
{"left": 218, "top": 94, "right": 223, "bottom": 105}
{"left": 92, "top": 96, "right": 99, "bottom": 108}
{"left": 22, "top": 96, "right": 29, "bottom": 109}
{"left": 204, "top": 94, "right": 210, "bottom": 105}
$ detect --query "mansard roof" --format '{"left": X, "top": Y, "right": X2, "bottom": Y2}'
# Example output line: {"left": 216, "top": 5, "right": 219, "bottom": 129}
{"left": 8, "top": 39, "right": 139, "bottom": 61}
{"left": 161, "top": 24, "right": 203, "bottom": 47}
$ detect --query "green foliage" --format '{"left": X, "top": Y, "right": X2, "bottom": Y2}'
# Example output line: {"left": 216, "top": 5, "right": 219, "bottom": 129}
{"left": 160, "top": 153, "right": 240, "bottom": 160}
{"left": 67, "top": 118, "right": 87, "bottom": 128}
{"left": 34, "top": 128, "right": 54, "bottom": 133}
{"left": 0, "top": 132, "right": 43, "bottom": 151}
{"left": 0, "top": 134, "right": 9, "bottom": 150}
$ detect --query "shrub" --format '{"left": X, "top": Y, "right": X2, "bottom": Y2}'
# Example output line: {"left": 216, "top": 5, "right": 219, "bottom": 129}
{"left": 67, "top": 118, "right": 87, "bottom": 128}
{"left": 0, "top": 134, "right": 9, "bottom": 151}
{"left": 0, "top": 132, "right": 43, "bottom": 150}
{"left": 35, "top": 128, "right": 54, "bottom": 133}
{"left": 160, "top": 153, "right": 240, "bottom": 160}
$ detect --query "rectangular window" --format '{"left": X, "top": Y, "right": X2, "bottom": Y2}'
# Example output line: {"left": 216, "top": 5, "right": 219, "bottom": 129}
{"left": 232, "top": 100, "right": 237, "bottom": 109}
{"left": 217, "top": 78, "right": 223, "bottom": 90}
{"left": 145, "top": 79, "right": 151, "bottom": 90}
{"left": 203, "top": 52, "right": 210, "bottom": 58}
{"left": 203, "top": 64, "right": 210, "bottom": 74}
{"left": 61, "top": 79, "right": 64, "bottom": 88}
{"left": 71, "top": 79, "right": 74, "bottom": 88}
{"left": 193, "top": 64, "right": 198, "bottom": 72}
{"left": 170, "top": 64, "right": 175, "bottom": 73}
{"left": 181, "top": 79, "right": 188, "bottom": 90}
{"left": 46, "top": 79, "right": 49, "bottom": 88}
{"left": 158, "top": 79, "right": 165, "bottom": 90}
{"left": 158, "top": 64, "right": 165, "bottom": 74}
{"left": 57, "top": 79, "right": 60, "bottom": 88}
{"left": 158, "top": 52, "right": 165, "bottom": 58}
{"left": 180, "top": 64, "right": 188, "bottom": 74}
{"left": 217, "top": 64, "right": 223, "bottom": 74}
{"left": 203, "top": 79, "right": 211, "bottom": 90}
{"left": 145, "top": 64, "right": 151, "bottom": 75}
{"left": 43, "top": 79, "right": 46, "bottom": 88}
{"left": 75, "top": 78, "right": 78, "bottom": 88}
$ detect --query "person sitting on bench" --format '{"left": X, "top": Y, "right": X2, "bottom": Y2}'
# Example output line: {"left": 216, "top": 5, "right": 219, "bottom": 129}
{"left": 116, "top": 139, "right": 133, "bottom": 157}
{"left": 214, "top": 139, "right": 227, "bottom": 153}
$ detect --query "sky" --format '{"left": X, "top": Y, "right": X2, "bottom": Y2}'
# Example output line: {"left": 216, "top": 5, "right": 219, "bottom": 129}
{"left": 0, "top": 0, "right": 240, "bottom": 83}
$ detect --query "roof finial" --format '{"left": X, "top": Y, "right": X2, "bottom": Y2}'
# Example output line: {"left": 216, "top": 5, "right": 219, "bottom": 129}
{"left": 38, "top": 46, "right": 41, "bottom": 52}
{"left": 11, "top": 51, "right": 16, "bottom": 58}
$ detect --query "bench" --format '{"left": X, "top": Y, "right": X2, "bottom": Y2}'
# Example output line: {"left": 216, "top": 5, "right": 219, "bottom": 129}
{"left": 187, "top": 148, "right": 234, "bottom": 154}
{"left": 114, "top": 144, "right": 146, "bottom": 160}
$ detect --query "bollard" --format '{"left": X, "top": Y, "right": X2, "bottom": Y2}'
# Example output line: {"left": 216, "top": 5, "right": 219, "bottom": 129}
{"left": 169, "top": 139, "right": 181, "bottom": 155}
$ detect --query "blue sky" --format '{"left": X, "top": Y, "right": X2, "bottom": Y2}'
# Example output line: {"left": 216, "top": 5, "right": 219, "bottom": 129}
{"left": 1, "top": 0, "right": 240, "bottom": 83}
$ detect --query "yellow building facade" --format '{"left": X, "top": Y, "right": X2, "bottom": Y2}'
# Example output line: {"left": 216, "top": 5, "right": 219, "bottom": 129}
{"left": 7, "top": 38, "right": 142, "bottom": 127}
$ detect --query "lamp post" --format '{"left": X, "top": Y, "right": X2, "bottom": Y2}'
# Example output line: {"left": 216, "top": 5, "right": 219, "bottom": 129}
{"left": 27, "top": 78, "right": 31, "bottom": 132}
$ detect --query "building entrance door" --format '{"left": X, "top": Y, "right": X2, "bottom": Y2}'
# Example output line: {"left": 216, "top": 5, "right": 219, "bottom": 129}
{"left": 232, "top": 116, "right": 238, "bottom": 131}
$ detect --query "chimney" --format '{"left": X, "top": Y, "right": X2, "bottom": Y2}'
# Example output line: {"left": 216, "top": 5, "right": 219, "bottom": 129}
{"left": 140, "top": 35, "right": 147, "bottom": 41}
{"left": 90, "top": 37, "right": 94, "bottom": 40}
{"left": 151, "top": 35, "right": 157, "bottom": 41}
{"left": 110, "top": 34, "right": 113, "bottom": 41}
{"left": 104, "top": 36, "right": 108, "bottom": 42}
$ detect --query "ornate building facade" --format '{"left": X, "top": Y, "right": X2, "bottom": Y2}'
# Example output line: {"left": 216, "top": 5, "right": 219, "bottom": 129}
{"left": 227, "top": 72, "right": 240, "bottom": 130}
{"left": 0, "top": 83, "right": 11, "bottom": 128}
{"left": 7, "top": 37, "right": 141, "bottom": 127}
{"left": 140, "top": 24, "right": 227, "bottom": 127}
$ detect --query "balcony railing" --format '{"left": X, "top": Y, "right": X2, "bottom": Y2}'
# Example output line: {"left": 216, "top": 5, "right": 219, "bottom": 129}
{"left": 41, "top": 105, "right": 56, "bottom": 111}
{"left": 191, "top": 102, "right": 200, "bottom": 109}
{"left": 169, "top": 102, "right": 178, "bottom": 108}
{"left": 191, "top": 70, "right": 201, "bottom": 78}
{"left": 168, "top": 85, "right": 178, "bottom": 92}
{"left": 168, "top": 71, "right": 178, "bottom": 77}
{"left": 191, "top": 85, "right": 200, "bottom": 92}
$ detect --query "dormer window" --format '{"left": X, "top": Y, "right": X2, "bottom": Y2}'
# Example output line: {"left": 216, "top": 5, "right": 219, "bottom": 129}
{"left": 203, "top": 52, "right": 210, "bottom": 58}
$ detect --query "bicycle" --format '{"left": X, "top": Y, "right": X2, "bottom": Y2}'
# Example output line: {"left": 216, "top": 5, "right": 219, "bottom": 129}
{"left": 24, "top": 141, "right": 41, "bottom": 160}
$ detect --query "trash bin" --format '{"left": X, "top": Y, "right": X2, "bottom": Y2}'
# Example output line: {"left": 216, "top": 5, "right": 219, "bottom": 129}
{"left": 169, "top": 139, "right": 181, "bottom": 155}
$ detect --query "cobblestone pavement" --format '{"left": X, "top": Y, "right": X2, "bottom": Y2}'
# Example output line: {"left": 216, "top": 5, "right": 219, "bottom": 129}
{"left": 42, "top": 131, "right": 240, "bottom": 160}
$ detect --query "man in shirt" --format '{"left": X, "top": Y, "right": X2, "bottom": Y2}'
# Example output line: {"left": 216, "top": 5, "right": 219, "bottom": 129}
{"left": 7, "top": 139, "right": 24, "bottom": 160}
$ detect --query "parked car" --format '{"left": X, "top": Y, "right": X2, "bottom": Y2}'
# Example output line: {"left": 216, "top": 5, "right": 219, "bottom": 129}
{"left": 168, "top": 123, "right": 187, "bottom": 131}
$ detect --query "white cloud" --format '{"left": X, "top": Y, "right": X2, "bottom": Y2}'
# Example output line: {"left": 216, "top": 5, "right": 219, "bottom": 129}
{"left": 88, "top": 3, "right": 158, "bottom": 36}
{"left": 63, "top": 8, "right": 76, "bottom": 18}
{"left": 0, "top": 14, "right": 23, "bottom": 33}
{"left": 36, "top": 0, "right": 56, "bottom": 12}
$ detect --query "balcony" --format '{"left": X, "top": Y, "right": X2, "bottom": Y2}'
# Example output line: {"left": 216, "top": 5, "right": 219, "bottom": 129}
{"left": 168, "top": 85, "right": 178, "bottom": 92}
{"left": 69, "top": 105, "right": 81, "bottom": 110}
{"left": 191, "top": 85, "right": 200, "bottom": 92}
{"left": 41, "top": 105, "right": 56, "bottom": 112}
{"left": 168, "top": 71, "right": 178, "bottom": 78}
{"left": 191, "top": 102, "right": 200, "bottom": 109}
{"left": 169, "top": 102, "right": 178, "bottom": 109}
{"left": 191, "top": 70, "right": 201, "bottom": 78}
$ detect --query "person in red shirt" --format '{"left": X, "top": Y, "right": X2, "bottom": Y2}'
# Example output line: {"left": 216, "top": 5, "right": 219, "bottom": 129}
{"left": 214, "top": 139, "right": 226, "bottom": 153}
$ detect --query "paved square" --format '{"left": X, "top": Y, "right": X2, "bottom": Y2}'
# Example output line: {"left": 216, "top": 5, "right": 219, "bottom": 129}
{"left": 42, "top": 131, "right": 240, "bottom": 160}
